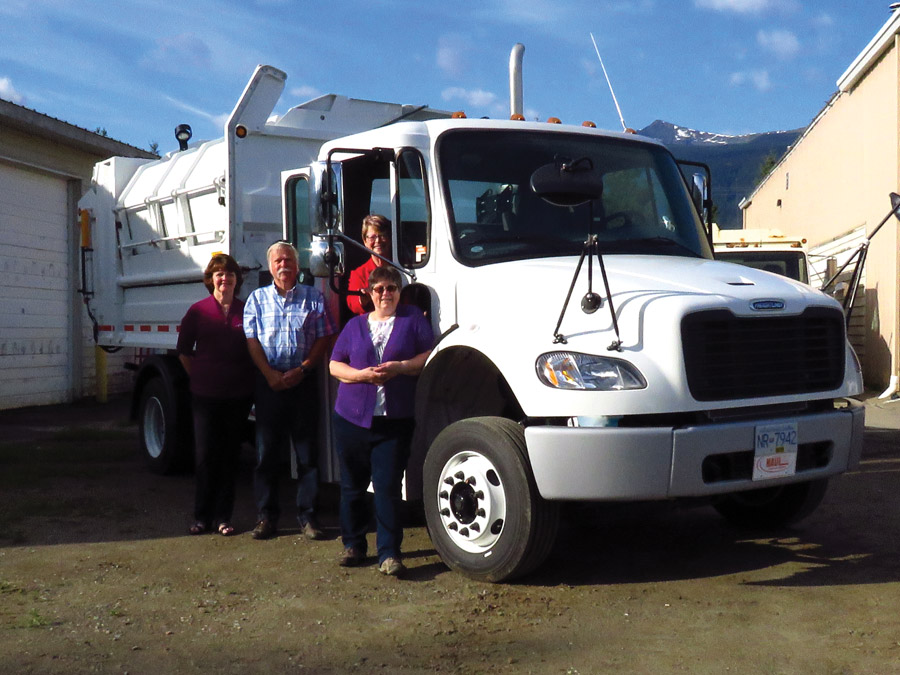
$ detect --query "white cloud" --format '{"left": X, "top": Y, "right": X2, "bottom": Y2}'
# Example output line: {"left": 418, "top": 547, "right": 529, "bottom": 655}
{"left": 290, "top": 85, "right": 321, "bottom": 101}
{"left": 141, "top": 33, "right": 213, "bottom": 74}
{"left": 757, "top": 29, "right": 800, "bottom": 58}
{"left": 442, "top": 87, "right": 499, "bottom": 109}
{"left": 729, "top": 70, "right": 772, "bottom": 91}
{"left": 477, "top": 0, "right": 555, "bottom": 26}
{"left": 694, "top": 0, "right": 770, "bottom": 13}
{"left": 0, "top": 77, "right": 24, "bottom": 104}
{"left": 437, "top": 34, "right": 472, "bottom": 78}
{"left": 163, "top": 94, "right": 218, "bottom": 122}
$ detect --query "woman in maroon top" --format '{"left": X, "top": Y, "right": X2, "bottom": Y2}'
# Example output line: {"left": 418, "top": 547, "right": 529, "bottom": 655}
{"left": 177, "top": 254, "right": 255, "bottom": 536}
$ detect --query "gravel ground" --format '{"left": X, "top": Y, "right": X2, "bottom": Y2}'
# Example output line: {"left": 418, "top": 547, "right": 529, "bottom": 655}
{"left": 1, "top": 394, "right": 900, "bottom": 673}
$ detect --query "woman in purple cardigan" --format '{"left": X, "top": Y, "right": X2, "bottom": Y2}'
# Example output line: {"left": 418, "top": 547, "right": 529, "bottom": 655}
{"left": 329, "top": 266, "right": 433, "bottom": 576}
{"left": 177, "top": 254, "right": 255, "bottom": 537}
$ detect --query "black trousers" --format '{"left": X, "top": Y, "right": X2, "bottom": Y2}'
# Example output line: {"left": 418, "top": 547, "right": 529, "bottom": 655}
{"left": 192, "top": 394, "right": 253, "bottom": 527}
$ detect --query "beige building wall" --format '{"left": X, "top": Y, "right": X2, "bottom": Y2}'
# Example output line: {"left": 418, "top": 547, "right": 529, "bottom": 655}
{"left": 742, "top": 37, "right": 900, "bottom": 390}
{"left": 0, "top": 102, "right": 155, "bottom": 408}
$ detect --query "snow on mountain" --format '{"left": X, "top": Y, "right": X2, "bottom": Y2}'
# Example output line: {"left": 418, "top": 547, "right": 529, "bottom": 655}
{"left": 637, "top": 119, "right": 799, "bottom": 147}
{"left": 636, "top": 120, "right": 803, "bottom": 228}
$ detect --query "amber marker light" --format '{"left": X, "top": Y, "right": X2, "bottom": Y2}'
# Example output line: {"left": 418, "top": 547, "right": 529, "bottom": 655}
{"left": 547, "top": 117, "right": 562, "bottom": 124}
{"left": 582, "top": 121, "right": 596, "bottom": 128}
{"left": 510, "top": 113, "right": 525, "bottom": 121}
{"left": 451, "top": 111, "right": 467, "bottom": 119}
{"left": 235, "top": 125, "right": 248, "bottom": 138}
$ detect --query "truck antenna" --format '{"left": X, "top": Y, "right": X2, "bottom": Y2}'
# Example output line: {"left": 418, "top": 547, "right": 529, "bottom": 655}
{"left": 590, "top": 32, "right": 630, "bottom": 133}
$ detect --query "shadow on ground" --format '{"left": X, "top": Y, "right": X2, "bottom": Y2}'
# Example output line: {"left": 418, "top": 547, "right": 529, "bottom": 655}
{"left": 2, "top": 395, "right": 899, "bottom": 590}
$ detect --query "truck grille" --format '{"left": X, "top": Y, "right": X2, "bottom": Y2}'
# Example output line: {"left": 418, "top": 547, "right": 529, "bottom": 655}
{"left": 681, "top": 307, "right": 845, "bottom": 401}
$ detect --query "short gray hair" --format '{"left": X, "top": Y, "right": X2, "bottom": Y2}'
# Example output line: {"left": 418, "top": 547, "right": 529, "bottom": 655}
{"left": 266, "top": 241, "right": 299, "bottom": 264}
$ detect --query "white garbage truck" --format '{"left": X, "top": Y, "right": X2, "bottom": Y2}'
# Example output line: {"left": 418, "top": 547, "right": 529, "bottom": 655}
{"left": 79, "top": 59, "right": 864, "bottom": 582}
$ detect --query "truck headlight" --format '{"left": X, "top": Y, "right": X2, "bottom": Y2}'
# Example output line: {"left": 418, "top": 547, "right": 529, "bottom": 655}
{"left": 536, "top": 351, "right": 646, "bottom": 391}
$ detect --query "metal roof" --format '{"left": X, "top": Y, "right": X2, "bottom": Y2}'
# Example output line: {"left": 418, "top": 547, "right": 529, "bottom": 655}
{"left": 0, "top": 98, "right": 156, "bottom": 160}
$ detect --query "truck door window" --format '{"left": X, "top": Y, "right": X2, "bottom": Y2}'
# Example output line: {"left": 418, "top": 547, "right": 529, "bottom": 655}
{"left": 368, "top": 151, "right": 430, "bottom": 269}
{"left": 286, "top": 175, "right": 312, "bottom": 269}
{"left": 396, "top": 149, "right": 430, "bottom": 268}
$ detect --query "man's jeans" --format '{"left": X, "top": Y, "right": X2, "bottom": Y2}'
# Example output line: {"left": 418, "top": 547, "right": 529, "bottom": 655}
{"left": 253, "top": 374, "right": 318, "bottom": 526}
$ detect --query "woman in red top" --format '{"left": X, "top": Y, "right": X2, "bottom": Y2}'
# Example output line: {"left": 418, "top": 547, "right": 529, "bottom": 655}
{"left": 347, "top": 214, "right": 392, "bottom": 315}
{"left": 177, "top": 254, "right": 255, "bottom": 536}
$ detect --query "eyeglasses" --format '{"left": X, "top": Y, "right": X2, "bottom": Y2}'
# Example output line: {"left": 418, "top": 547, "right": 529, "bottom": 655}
{"left": 365, "top": 234, "right": 389, "bottom": 243}
{"left": 371, "top": 284, "right": 398, "bottom": 295}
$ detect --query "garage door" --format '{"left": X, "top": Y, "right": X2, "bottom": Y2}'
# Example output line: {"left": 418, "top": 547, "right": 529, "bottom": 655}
{"left": 0, "top": 163, "right": 72, "bottom": 408}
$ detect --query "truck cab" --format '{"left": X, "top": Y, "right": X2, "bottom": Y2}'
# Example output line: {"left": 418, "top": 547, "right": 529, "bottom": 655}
{"left": 713, "top": 226, "right": 811, "bottom": 284}
{"left": 285, "top": 116, "right": 864, "bottom": 582}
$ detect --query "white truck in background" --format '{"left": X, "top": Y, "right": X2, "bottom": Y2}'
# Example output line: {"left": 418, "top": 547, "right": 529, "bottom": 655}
{"left": 79, "top": 57, "right": 864, "bottom": 582}
{"left": 713, "top": 225, "right": 811, "bottom": 284}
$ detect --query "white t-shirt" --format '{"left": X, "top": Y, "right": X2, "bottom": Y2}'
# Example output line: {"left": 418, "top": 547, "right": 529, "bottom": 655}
{"left": 368, "top": 315, "right": 395, "bottom": 416}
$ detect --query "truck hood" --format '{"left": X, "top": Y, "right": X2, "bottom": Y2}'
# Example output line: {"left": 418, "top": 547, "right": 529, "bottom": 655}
{"left": 454, "top": 254, "right": 833, "bottom": 332}
{"left": 442, "top": 254, "right": 856, "bottom": 417}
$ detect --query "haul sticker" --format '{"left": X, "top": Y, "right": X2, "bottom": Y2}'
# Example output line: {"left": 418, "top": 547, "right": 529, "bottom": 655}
{"left": 415, "top": 244, "right": 427, "bottom": 263}
{"left": 752, "top": 421, "right": 798, "bottom": 481}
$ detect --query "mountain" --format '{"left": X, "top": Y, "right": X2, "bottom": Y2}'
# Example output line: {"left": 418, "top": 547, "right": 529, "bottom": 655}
{"left": 637, "top": 120, "right": 803, "bottom": 229}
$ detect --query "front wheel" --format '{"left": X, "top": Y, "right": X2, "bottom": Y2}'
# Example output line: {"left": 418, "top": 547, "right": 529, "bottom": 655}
{"left": 423, "top": 417, "right": 559, "bottom": 582}
{"left": 713, "top": 479, "right": 828, "bottom": 529}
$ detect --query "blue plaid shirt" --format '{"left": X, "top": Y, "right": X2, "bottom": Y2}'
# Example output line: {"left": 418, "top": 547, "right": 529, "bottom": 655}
{"left": 243, "top": 282, "right": 336, "bottom": 371}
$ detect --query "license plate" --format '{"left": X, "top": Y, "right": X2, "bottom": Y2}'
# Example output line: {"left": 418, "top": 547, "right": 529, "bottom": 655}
{"left": 752, "top": 421, "right": 798, "bottom": 481}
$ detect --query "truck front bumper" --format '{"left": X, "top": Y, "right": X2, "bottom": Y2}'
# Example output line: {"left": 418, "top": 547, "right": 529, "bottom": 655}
{"left": 524, "top": 400, "right": 865, "bottom": 500}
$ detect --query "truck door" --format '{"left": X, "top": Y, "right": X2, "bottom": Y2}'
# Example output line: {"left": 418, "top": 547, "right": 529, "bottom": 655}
{"left": 283, "top": 168, "right": 341, "bottom": 484}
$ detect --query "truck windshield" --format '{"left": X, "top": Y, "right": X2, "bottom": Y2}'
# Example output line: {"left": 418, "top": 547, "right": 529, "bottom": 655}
{"left": 438, "top": 129, "right": 712, "bottom": 265}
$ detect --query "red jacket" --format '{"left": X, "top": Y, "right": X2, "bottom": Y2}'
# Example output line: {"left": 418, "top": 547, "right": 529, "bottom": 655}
{"left": 346, "top": 258, "right": 378, "bottom": 314}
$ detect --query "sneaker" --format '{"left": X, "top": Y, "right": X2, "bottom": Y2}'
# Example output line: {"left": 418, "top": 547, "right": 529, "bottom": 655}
{"left": 300, "top": 518, "right": 324, "bottom": 541}
{"left": 378, "top": 557, "right": 406, "bottom": 577}
{"left": 251, "top": 519, "right": 277, "bottom": 540}
{"left": 339, "top": 547, "right": 365, "bottom": 567}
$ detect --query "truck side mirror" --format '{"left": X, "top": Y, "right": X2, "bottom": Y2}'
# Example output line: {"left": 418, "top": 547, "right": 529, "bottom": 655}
{"left": 690, "top": 173, "right": 707, "bottom": 216}
{"left": 309, "top": 238, "right": 344, "bottom": 278}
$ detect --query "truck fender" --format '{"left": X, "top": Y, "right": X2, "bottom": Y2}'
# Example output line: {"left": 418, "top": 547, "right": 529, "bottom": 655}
{"left": 407, "top": 346, "right": 524, "bottom": 501}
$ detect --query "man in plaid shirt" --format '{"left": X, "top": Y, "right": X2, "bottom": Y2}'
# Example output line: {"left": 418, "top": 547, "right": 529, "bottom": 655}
{"left": 244, "top": 241, "right": 336, "bottom": 541}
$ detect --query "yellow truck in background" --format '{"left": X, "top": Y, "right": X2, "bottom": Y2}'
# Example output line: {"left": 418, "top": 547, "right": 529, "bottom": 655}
{"left": 713, "top": 226, "right": 810, "bottom": 284}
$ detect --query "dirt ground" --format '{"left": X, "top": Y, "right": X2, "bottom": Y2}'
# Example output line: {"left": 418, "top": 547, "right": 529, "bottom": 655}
{"left": 2, "top": 395, "right": 900, "bottom": 674}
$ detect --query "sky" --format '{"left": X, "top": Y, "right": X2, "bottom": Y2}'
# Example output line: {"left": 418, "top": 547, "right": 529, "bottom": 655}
{"left": 0, "top": 0, "right": 896, "bottom": 155}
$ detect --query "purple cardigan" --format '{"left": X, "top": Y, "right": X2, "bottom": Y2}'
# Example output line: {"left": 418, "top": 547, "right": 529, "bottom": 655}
{"left": 331, "top": 304, "right": 434, "bottom": 428}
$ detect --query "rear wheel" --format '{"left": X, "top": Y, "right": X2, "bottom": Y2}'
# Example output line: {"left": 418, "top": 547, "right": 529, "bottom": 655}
{"left": 423, "top": 417, "right": 559, "bottom": 582}
{"left": 137, "top": 377, "right": 191, "bottom": 474}
{"left": 713, "top": 479, "right": 828, "bottom": 529}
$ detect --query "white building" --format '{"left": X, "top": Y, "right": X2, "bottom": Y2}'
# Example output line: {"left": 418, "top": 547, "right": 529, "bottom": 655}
{"left": 0, "top": 100, "right": 155, "bottom": 409}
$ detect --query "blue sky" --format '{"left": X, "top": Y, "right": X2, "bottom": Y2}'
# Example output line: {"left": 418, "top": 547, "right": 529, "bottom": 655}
{"left": 0, "top": 0, "right": 894, "bottom": 154}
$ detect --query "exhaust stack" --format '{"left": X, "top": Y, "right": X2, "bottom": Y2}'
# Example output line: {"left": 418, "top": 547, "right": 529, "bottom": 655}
{"left": 509, "top": 43, "right": 524, "bottom": 118}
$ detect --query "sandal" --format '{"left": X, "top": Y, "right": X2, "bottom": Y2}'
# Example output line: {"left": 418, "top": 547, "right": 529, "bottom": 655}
{"left": 217, "top": 522, "right": 235, "bottom": 536}
{"left": 189, "top": 521, "right": 208, "bottom": 535}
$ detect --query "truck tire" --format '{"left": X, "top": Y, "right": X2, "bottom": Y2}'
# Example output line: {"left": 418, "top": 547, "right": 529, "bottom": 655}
{"left": 423, "top": 417, "right": 559, "bottom": 582}
{"left": 138, "top": 377, "right": 190, "bottom": 475}
{"left": 713, "top": 478, "right": 828, "bottom": 529}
